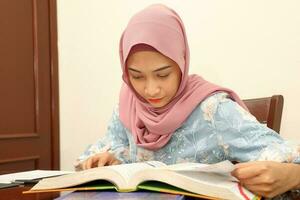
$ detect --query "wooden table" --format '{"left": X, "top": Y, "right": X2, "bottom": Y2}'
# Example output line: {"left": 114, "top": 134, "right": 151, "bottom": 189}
{"left": 0, "top": 184, "right": 59, "bottom": 200}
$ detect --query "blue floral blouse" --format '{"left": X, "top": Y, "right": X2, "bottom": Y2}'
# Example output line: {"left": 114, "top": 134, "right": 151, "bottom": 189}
{"left": 76, "top": 92, "right": 300, "bottom": 199}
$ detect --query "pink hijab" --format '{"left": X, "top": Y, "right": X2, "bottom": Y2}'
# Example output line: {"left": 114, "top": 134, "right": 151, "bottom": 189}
{"left": 119, "top": 4, "right": 247, "bottom": 150}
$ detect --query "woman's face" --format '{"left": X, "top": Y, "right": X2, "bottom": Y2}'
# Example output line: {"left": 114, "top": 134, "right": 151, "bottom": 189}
{"left": 127, "top": 50, "right": 181, "bottom": 108}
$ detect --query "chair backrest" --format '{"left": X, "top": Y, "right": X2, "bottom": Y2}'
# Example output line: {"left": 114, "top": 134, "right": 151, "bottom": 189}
{"left": 242, "top": 95, "right": 284, "bottom": 133}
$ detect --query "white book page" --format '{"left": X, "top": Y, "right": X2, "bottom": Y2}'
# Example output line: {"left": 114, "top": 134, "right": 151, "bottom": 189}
{"left": 31, "top": 167, "right": 121, "bottom": 190}
{"left": 164, "top": 160, "right": 235, "bottom": 174}
{"left": 0, "top": 170, "right": 74, "bottom": 184}
{"left": 180, "top": 171, "right": 256, "bottom": 200}
{"left": 109, "top": 161, "right": 166, "bottom": 182}
{"left": 31, "top": 161, "right": 166, "bottom": 191}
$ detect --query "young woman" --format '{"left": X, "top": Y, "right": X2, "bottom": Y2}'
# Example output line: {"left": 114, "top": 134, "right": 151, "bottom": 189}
{"left": 75, "top": 4, "right": 300, "bottom": 198}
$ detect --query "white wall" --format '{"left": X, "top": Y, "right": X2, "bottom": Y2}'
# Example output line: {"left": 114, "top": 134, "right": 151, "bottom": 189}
{"left": 57, "top": 0, "right": 300, "bottom": 170}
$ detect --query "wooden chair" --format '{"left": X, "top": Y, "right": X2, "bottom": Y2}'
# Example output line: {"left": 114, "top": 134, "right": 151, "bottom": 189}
{"left": 242, "top": 95, "right": 284, "bottom": 133}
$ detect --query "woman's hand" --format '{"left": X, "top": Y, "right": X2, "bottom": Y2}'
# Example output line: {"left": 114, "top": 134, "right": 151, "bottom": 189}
{"left": 80, "top": 152, "right": 121, "bottom": 170}
{"left": 231, "top": 161, "right": 300, "bottom": 198}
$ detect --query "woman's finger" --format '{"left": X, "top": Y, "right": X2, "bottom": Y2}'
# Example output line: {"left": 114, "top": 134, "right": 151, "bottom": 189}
{"left": 82, "top": 158, "right": 91, "bottom": 170}
{"left": 233, "top": 164, "right": 266, "bottom": 180}
{"left": 83, "top": 154, "right": 102, "bottom": 169}
{"left": 86, "top": 157, "right": 96, "bottom": 169}
{"left": 97, "top": 153, "right": 110, "bottom": 167}
{"left": 111, "top": 159, "right": 121, "bottom": 165}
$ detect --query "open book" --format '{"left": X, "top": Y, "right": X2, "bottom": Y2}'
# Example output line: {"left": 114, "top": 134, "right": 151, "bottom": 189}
{"left": 25, "top": 160, "right": 260, "bottom": 200}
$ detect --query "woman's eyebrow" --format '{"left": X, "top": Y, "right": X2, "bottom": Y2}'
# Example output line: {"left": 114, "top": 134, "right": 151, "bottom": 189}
{"left": 128, "top": 65, "right": 172, "bottom": 73}
{"left": 128, "top": 67, "right": 141, "bottom": 73}
{"left": 153, "top": 65, "right": 171, "bottom": 72}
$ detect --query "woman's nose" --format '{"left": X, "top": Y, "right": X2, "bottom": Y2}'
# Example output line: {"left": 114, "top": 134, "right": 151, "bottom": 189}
{"left": 144, "top": 80, "right": 160, "bottom": 97}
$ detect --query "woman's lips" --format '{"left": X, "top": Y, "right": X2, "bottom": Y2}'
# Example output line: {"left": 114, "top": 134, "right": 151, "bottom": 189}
{"left": 148, "top": 98, "right": 163, "bottom": 103}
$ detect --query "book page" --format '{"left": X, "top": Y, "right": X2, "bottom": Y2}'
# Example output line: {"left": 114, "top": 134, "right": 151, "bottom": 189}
{"left": 175, "top": 171, "right": 257, "bottom": 200}
{"left": 109, "top": 161, "right": 166, "bottom": 182}
{"left": 177, "top": 170, "right": 236, "bottom": 184}
{"left": 131, "top": 167, "right": 242, "bottom": 200}
{"left": 163, "top": 160, "right": 235, "bottom": 174}
{"left": 31, "top": 167, "right": 123, "bottom": 190}
{"left": 30, "top": 161, "right": 166, "bottom": 191}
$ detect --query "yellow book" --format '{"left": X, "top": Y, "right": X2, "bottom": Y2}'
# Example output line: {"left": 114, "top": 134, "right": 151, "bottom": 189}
{"left": 24, "top": 160, "right": 260, "bottom": 200}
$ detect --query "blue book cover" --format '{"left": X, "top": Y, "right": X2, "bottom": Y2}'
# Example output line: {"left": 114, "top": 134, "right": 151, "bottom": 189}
{"left": 55, "top": 191, "right": 186, "bottom": 200}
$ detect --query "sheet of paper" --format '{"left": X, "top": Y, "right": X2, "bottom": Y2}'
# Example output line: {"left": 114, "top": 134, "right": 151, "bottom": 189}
{"left": 0, "top": 170, "right": 74, "bottom": 184}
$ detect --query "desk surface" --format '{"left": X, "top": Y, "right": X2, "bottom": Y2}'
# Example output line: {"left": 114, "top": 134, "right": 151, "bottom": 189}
{"left": 2, "top": 185, "right": 300, "bottom": 200}
{"left": 0, "top": 184, "right": 58, "bottom": 200}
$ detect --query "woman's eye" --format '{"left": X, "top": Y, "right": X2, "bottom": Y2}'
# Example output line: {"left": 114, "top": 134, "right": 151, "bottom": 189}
{"left": 132, "top": 75, "right": 143, "bottom": 79}
{"left": 157, "top": 74, "right": 169, "bottom": 78}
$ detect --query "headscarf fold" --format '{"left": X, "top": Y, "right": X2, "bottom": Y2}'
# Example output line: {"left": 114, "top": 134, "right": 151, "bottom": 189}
{"left": 119, "top": 4, "right": 247, "bottom": 150}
